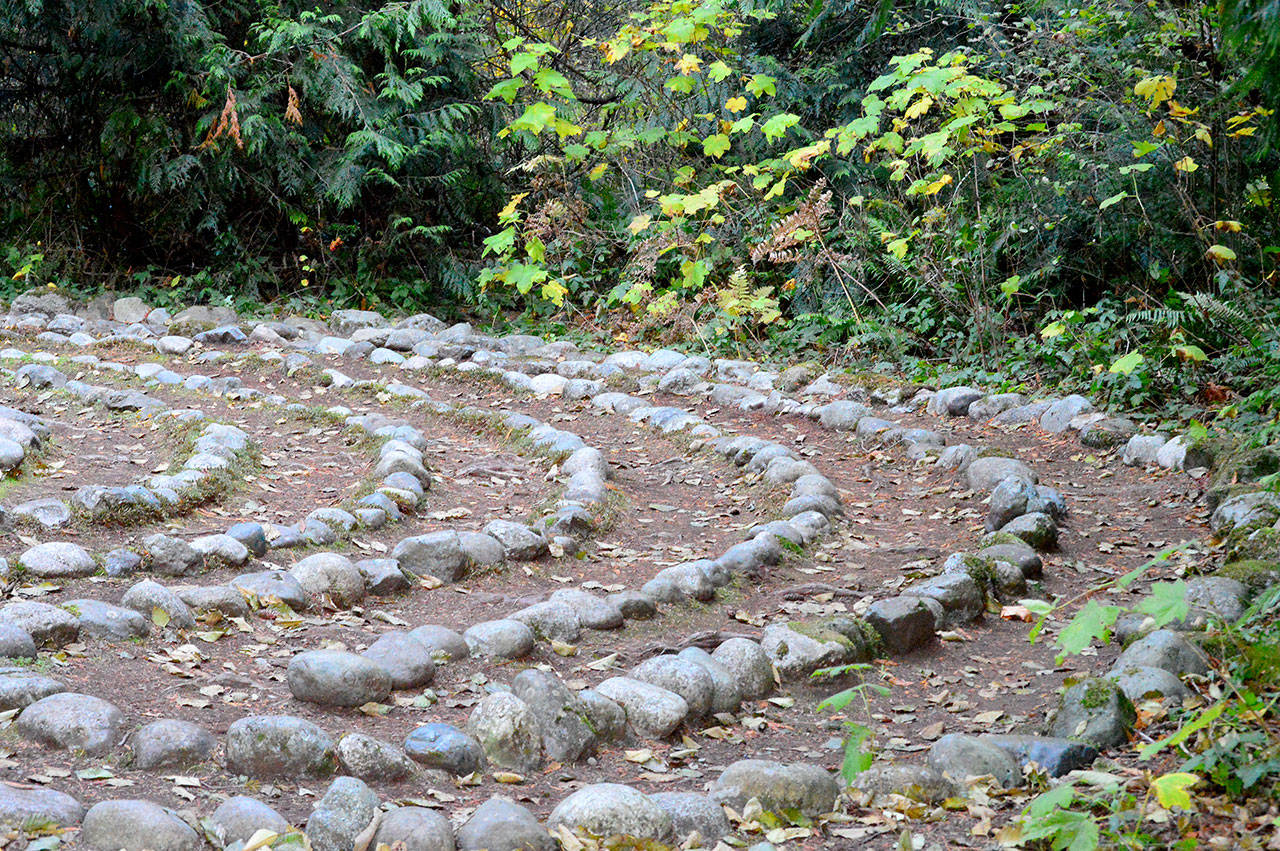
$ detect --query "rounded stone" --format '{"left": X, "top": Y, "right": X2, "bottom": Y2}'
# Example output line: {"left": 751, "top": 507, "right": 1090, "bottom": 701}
{"left": 230, "top": 570, "right": 309, "bottom": 610}
{"left": 710, "top": 759, "right": 839, "bottom": 816}
{"left": 927, "top": 733, "right": 1022, "bottom": 788}
{"left": 457, "top": 797, "right": 554, "bottom": 851}
{"left": 287, "top": 650, "right": 392, "bottom": 707}
{"left": 548, "top": 783, "right": 674, "bottom": 843}
{"left": 648, "top": 792, "right": 730, "bottom": 844}
{"left": 210, "top": 796, "right": 290, "bottom": 846}
{"left": 468, "top": 691, "right": 542, "bottom": 772}
{"left": 372, "top": 806, "right": 455, "bottom": 851}
{"left": 405, "top": 723, "right": 484, "bottom": 776}
{"left": 335, "top": 732, "right": 420, "bottom": 782}
{"left": 629, "top": 655, "right": 715, "bottom": 718}
{"left": 711, "top": 637, "right": 775, "bottom": 700}
{"left": 80, "top": 800, "right": 202, "bottom": 851}
{"left": 463, "top": 619, "right": 535, "bottom": 659}
{"left": 362, "top": 631, "right": 436, "bottom": 689}
{"left": 0, "top": 623, "right": 37, "bottom": 660}
{"left": 225, "top": 715, "right": 336, "bottom": 778}
{"left": 408, "top": 624, "right": 470, "bottom": 661}
{"left": 289, "top": 553, "right": 365, "bottom": 608}
{"left": 594, "top": 677, "right": 689, "bottom": 739}
{"left": 17, "top": 692, "right": 125, "bottom": 755}
{"left": 18, "top": 542, "right": 96, "bottom": 578}
{"left": 130, "top": 719, "right": 216, "bottom": 770}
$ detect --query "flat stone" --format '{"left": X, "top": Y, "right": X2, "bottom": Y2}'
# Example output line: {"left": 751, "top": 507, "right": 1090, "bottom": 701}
{"left": 0, "top": 670, "right": 65, "bottom": 710}
{"left": 710, "top": 759, "right": 839, "bottom": 816}
{"left": 405, "top": 723, "right": 484, "bottom": 775}
{"left": 287, "top": 650, "right": 391, "bottom": 707}
{"left": 230, "top": 570, "right": 308, "bottom": 610}
{"left": 457, "top": 797, "right": 554, "bottom": 851}
{"left": 335, "top": 732, "right": 419, "bottom": 782}
{"left": 130, "top": 719, "right": 216, "bottom": 770}
{"left": 484, "top": 519, "right": 548, "bottom": 560}
{"left": 224, "top": 715, "right": 336, "bottom": 778}
{"left": 80, "top": 800, "right": 202, "bottom": 851}
{"left": 464, "top": 619, "right": 535, "bottom": 659}
{"left": 548, "top": 783, "right": 674, "bottom": 843}
{"left": 17, "top": 692, "right": 125, "bottom": 755}
{"left": 18, "top": 542, "right": 95, "bottom": 578}
{"left": 965, "top": 456, "right": 1036, "bottom": 492}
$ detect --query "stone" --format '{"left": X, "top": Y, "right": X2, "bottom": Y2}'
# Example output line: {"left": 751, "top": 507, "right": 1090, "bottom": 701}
{"left": 64, "top": 599, "right": 148, "bottom": 641}
{"left": 289, "top": 552, "right": 365, "bottom": 607}
{"left": 848, "top": 763, "right": 958, "bottom": 804}
{"left": 1184, "top": 576, "right": 1248, "bottom": 623}
{"left": 865, "top": 596, "right": 936, "bottom": 654}
{"left": 469, "top": 691, "right": 543, "bottom": 772}
{"left": 927, "top": 734, "right": 1022, "bottom": 788}
{"left": 306, "top": 776, "right": 380, "bottom": 851}
{"left": 982, "top": 734, "right": 1098, "bottom": 777}
{"left": 113, "top": 297, "right": 151, "bottom": 324}
{"left": 287, "top": 650, "right": 391, "bottom": 707}
{"left": 965, "top": 456, "right": 1036, "bottom": 492}
{"left": 1124, "top": 434, "right": 1168, "bottom": 467}
{"left": 629, "top": 655, "right": 716, "bottom": 718}
{"left": 120, "top": 579, "right": 195, "bottom": 630}
{"left": 710, "top": 760, "right": 839, "bottom": 816}
{"left": 0, "top": 601, "right": 76, "bottom": 648}
{"left": 17, "top": 692, "right": 125, "bottom": 755}
{"left": 103, "top": 548, "right": 141, "bottom": 578}
{"left": 986, "top": 476, "right": 1040, "bottom": 531}
{"left": 512, "top": 668, "right": 597, "bottom": 763}
{"left": 1111, "top": 665, "right": 1190, "bottom": 704}
{"left": 209, "top": 797, "right": 290, "bottom": 846}
{"left": 818, "top": 401, "right": 872, "bottom": 430}
{"left": 676, "top": 647, "right": 744, "bottom": 714}
{"left": 408, "top": 624, "right": 470, "bottom": 661}
{"left": 457, "top": 797, "right": 554, "bottom": 851}
{"left": 130, "top": 719, "right": 216, "bottom": 769}
{"left": 979, "top": 542, "right": 1043, "bottom": 579}
{"left": 1047, "top": 678, "right": 1136, "bottom": 749}
{"left": 1080, "top": 417, "right": 1138, "bottom": 448}
{"left": 0, "top": 670, "right": 65, "bottom": 710}
{"left": 11, "top": 498, "right": 70, "bottom": 528}
{"left": 484, "top": 519, "right": 549, "bottom": 560}
{"left": 578, "top": 689, "right": 626, "bottom": 742}
{"left": 1211, "top": 491, "right": 1280, "bottom": 535}
{"left": 464, "top": 619, "right": 535, "bottom": 659}
{"left": 595, "top": 676, "right": 689, "bottom": 738}
{"left": 143, "top": 534, "right": 204, "bottom": 576}
{"left": 335, "top": 732, "right": 420, "bottom": 782}
{"left": 18, "top": 541, "right": 95, "bottom": 578}
{"left": 173, "top": 584, "right": 250, "bottom": 619}
{"left": 372, "top": 807, "right": 455, "bottom": 851}
{"left": 457, "top": 532, "right": 505, "bottom": 566}
{"left": 405, "top": 723, "right": 484, "bottom": 775}
{"left": 224, "top": 715, "right": 336, "bottom": 778}
{"left": 362, "top": 631, "right": 436, "bottom": 688}
{"left": 929, "top": 387, "right": 985, "bottom": 417}
{"left": 190, "top": 533, "right": 250, "bottom": 565}
{"left": 1000, "top": 511, "right": 1059, "bottom": 550}
{"left": 967, "top": 393, "right": 1026, "bottom": 421}
{"left": 230, "top": 570, "right": 308, "bottom": 610}
{"left": 510, "top": 600, "right": 580, "bottom": 643}
{"left": 550, "top": 588, "right": 624, "bottom": 629}
{"left": 1039, "top": 395, "right": 1093, "bottom": 433}
{"left": 648, "top": 792, "right": 730, "bottom": 844}
{"left": 0, "top": 783, "right": 84, "bottom": 829}
{"left": 393, "top": 531, "right": 468, "bottom": 582}
{"left": 548, "top": 783, "right": 674, "bottom": 843}
{"left": 0, "top": 624, "right": 36, "bottom": 660}
{"left": 226, "top": 521, "right": 270, "bottom": 557}
{"left": 712, "top": 637, "right": 775, "bottom": 699}
{"left": 1111, "top": 629, "right": 1208, "bottom": 677}
{"left": 607, "top": 590, "right": 657, "bottom": 620}
{"left": 79, "top": 800, "right": 202, "bottom": 851}
{"left": 901, "top": 573, "right": 985, "bottom": 626}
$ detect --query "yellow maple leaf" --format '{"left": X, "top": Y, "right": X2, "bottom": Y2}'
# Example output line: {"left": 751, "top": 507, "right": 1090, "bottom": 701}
{"left": 725, "top": 96, "right": 747, "bottom": 113}
{"left": 675, "top": 53, "right": 701, "bottom": 75}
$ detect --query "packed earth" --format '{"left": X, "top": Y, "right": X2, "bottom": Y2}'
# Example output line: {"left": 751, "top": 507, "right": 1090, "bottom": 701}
{"left": 0, "top": 289, "right": 1260, "bottom": 850}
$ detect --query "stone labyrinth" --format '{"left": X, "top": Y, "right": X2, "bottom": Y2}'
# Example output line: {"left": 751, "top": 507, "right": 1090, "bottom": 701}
{"left": 0, "top": 289, "right": 1247, "bottom": 850}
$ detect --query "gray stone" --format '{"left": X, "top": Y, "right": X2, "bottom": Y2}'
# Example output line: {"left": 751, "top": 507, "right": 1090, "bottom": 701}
{"left": 927, "top": 734, "right": 1022, "bottom": 788}
{"left": 0, "top": 601, "right": 79, "bottom": 647}
{"left": 629, "top": 655, "right": 715, "bottom": 718}
{"left": 1112, "top": 629, "right": 1208, "bottom": 677}
{"left": 484, "top": 519, "right": 548, "bottom": 560}
{"left": 0, "top": 624, "right": 36, "bottom": 660}
{"left": 103, "top": 548, "right": 141, "bottom": 578}
{"left": 335, "top": 732, "right": 420, "bottom": 782}
{"left": 225, "top": 715, "right": 335, "bottom": 778}
{"left": 80, "top": 800, "right": 201, "bottom": 851}
{"left": 226, "top": 521, "right": 270, "bottom": 557}
{"left": 209, "top": 797, "right": 290, "bottom": 846}
{"left": 405, "top": 723, "right": 483, "bottom": 775}
{"left": 0, "top": 783, "right": 84, "bottom": 829}
{"left": 712, "top": 637, "right": 775, "bottom": 699}
{"left": 0, "top": 670, "right": 65, "bottom": 710}
{"left": 1212, "top": 491, "right": 1280, "bottom": 535}
{"left": 143, "top": 534, "right": 205, "bottom": 576}
{"left": 408, "top": 624, "right": 469, "bottom": 661}
{"left": 17, "top": 692, "right": 125, "bottom": 755}
{"left": 393, "top": 531, "right": 468, "bottom": 582}
{"left": 1000, "top": 511, "right": 1059, "bottom": 551}
{"left": 512, "top": 668, "right": 597, "bottom": 763}
{"left": 901, "top": 573, "right": 985, "bottom": 626}
{"left": 120, "top": 579, "right": 195, "bottom": 630}
{"left": 1047, "top": 678, "right": 1136, "bottom": 749}
{"left": 10, "top": 498, "right": 70, "bottom": 528}
{"left": 511, "top": 600, "right": 580, "bottom": 643}
{"left": 1111, "top": 665, "right": 1190, "bottom": 703}
{"left": 457, "top": 797, "right": 554, "bottom": 851}
{"left": 113, "top": 297, "right": 151, "bottom": 324}
{"left": 548, "top": 783, "right": 673, "bottom": 843}
{"left": 710, "top": 759, "right": 839, "bottom": 816}
{"left": 287, "top": 650, "right": 391, "bottom": 707}
{"left": 1080, "top": 417, "right": 1138, "bottom": 448}
{"left": 1124, "top": 434, "right": 1168, "bottom": 467}
{"left": 986, "top": 476, "right": 1041, "bottom": 531}
{"left": 848, "top": 763, "right": 958, "bottom": 804}
{"left": 607, "top": 590, "right": 657, "bottom": 620}
{"left": 130, "top": 719, "right": 216, "bottom": 770}
{"left": 1184, "top": 576, "right": 1248, "bottom": 623}
{"left": 965, "top": 456, "right": 1036, "bottom": 492}
{"left": 979, "top": 542, "right": 1043, "bottom": 579}
{"left": 595, "top": 676, "right": 689, "bottom": 738}
{"left": 865, "top": 596, "right": 936, "bottom": 654}
{"left": 457, "top": 531, "right": 505, "bottom": 566}
{"left": 818, "top": 401, "right": 872, "bottom": 430}
{"left": 550, "top": 588, "right": 624, "bottom": 630}
{"left": 230, "top": 570, "right": 308, "bottom": 610}
{"left": 173, "top": 584, "right": 250, "bottom": 619}
{"left": 1039, "top": 395, "right": 1093, "bottom": 433}
{"left": 190, "top": 533, "right": 250, "bottom": 566}
{"left": 982, "top": 734, "right": 1098, "bottom": 777}
{"left": 289, "top": 552, "right": 365, "bottom": 608}
{"left": 362, "top": 631, "right": 436, "bottom": 689}
{"left": 371, "top": 806, "right": 455, "bottom": 851}
{"left": 648, "top": 792, "right": 729, "bottom": 844}
{"left": 469, "top": 691, "right": 543, "bottom": 772}
{"left": 967, "top": 393, "right": 1026, "bottom": 421}
{"left": 64, "top": 599, "right": 148, "bottom": 640}
{"left": 464, "top": 619, "right": 535, "bottom": 659}
{"left": 306, "top": 776, "right": 379, "bottom": 851}
{"left": 18, "top": 542, "right": 95, "bottom": 578}
{"left": 677, "top": 647, "right": 744, "bottom": 714}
